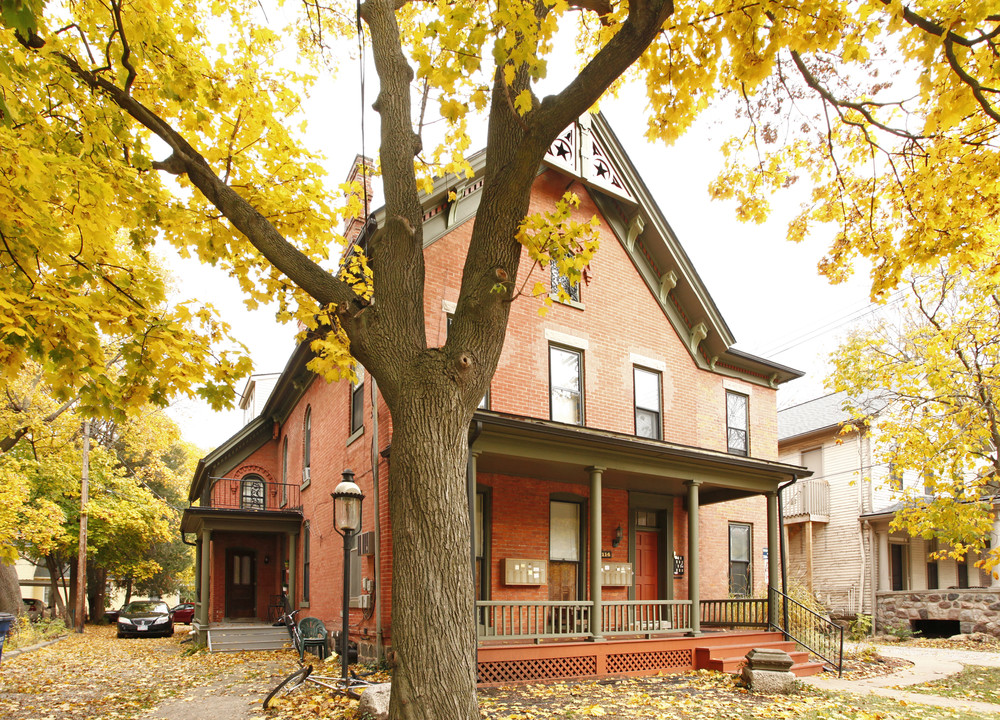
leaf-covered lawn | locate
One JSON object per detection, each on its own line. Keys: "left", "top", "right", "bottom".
{"left": 903, "top": 666, "right": 1000, "bottom": 706}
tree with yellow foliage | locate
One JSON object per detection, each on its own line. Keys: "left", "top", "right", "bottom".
{"left": 4, "top": 1, "right": 1000, "bottom": 717}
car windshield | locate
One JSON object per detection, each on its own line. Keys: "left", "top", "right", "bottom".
{"left": 123, "top": 601, "right": 168, "bottom": 614}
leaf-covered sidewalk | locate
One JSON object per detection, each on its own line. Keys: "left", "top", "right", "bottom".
{"left": 2, "top": 627, "right": 998, "bottom": 720}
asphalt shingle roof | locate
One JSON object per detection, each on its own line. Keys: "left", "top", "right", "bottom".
{"left": 777, "top": 391, "right": 853, "bottom": 441}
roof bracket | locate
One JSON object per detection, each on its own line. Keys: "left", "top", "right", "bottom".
{"left": 689, "top": 322, "right": 707, "bottom": 353}
{"left": 658, "top": 270, "right": 677, "bottom": 303}
{"left": 625, "top": 214, "right": 645, "bottom": 252}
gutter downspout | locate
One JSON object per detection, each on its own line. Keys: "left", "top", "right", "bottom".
{"left": 371, "top": 376, "right": 383, "bottom": 662}
{"left": 777, "top": 473, "right": 800, "bottom": 632}
{"left": 857, "top": 431, "right": 868, "bottom": 619}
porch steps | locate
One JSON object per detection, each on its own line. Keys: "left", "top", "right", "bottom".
{"left": 693, "top": 633, "right": 825, "bottom": 677}
{"left": 207, "top": 625, "right": 291, "bottom": 653}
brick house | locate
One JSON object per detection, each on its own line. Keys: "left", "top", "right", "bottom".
{"left": 778, "top": 392, "right": 1000, "bottom": 636}
{"left": 182, "top": 114, "right": 817, "bottom": 680}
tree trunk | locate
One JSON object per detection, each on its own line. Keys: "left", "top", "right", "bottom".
{"left": 87, "top": 566, "right": 107, "bottom": 623}
{"left": 0, "top": 561, "right": 21, "bottom": 617}
{"left": 45, "top": 554, "right": 70, "bottom": 623}
{"left": 386, "top": 389, "right": 479, "bottom": 720}
{"left": 124, "top": 576, "right": 133, "bottom": 606}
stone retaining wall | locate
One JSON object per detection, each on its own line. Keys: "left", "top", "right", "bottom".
{"left": 876, "top": 589, "right": 1000, "bottom": 636}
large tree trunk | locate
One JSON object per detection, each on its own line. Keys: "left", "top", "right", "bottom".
{"left": 45, "top": 554, "right": 70, "bottom": 623}
{"left": 387, "top": 386, "right": 479, "bottom": 720}
{"left": 87, "top": 565, "right": 107, "bottom": 623}
{"left": 0, "top": 561, "right": 21, "bottom": 617}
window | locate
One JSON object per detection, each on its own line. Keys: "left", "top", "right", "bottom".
{"left": 888, "top": 464, "right": 903, "bottom": 492}
{"left": 926, "top": 539, "right": 938, "bottom": 590}
{"left": 634, "top": 367, "right": 662, "bottom": 440}
{"left": 550, "top": 345, "right": 583, "bottom": 425}
{"left": 281, "top": 437, "right": 289, "bottom": 506}
{"left": 447, "top": 314, "right": 490, "bottom": 409}
{"left": 351, "top": 367, "right": 365, "bottom": 434}
{"left": 957, "top": 561, "right": 969, "bottom": 589}
{"left": 726, "top": 391, "right": 748, "bottom": 455}
{"left": 889, "top": 542, "right": 908, "bottom": 591}
{"left": 551, "top": 260, "right": 580, "bottom": 303}
{"left": 801, "top": 447, "right": 823, "bottom": 478}
{"left": 303, "top": 407, "right": 312, "bottom": 486}
{"left": 729, "top": 523, "right": 752, "bottom": 596}
{"left": 303, "top": 522, "right": 311, "bottom": 602}
{"left": 241, "top": 474, "right": 265, "bottom": 510}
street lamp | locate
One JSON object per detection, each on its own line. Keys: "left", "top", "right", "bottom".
{"left": 332, "top": 470, "right": 365, "bottom": 689}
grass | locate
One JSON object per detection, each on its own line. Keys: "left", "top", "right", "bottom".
{"left": 904, "top": 665, "right": 1000, "bottom": 705}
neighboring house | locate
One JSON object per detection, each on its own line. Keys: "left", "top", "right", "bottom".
{"left": 182, "top": 113, "right": 812, "bottom": 682}
{"left": 778, "top": 392, "right": 1000, "bottom": 636}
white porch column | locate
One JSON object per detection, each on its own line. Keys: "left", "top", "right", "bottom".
{"left": 587, "top": 466, "right": 605, "bottom": 641}
{"left": 198, "top": 529, "right": 211, "bottom": 625}
{"left": 686, "top": 480, "right": 702, "bottom": 636}
{"left": 877, "top": 528, "right": 890, "bottom": 591}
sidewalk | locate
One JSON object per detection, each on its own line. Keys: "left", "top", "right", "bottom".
{"left": 802, "top": 643, "right": 1000, "bottom": 713}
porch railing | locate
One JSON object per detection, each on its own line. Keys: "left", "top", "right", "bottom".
{"left": 207, "top": 477, "right": 303, "bottom": 512}
{"left": 476, "top": 601, "right": 590, "bottom": 641}
{"left": 700, "top": 598, "right": 768, "bottom": 628}
{"left": 782, "top": 479, "right": 830, "bottom": 519}
{"left": 769, "top": 587, "right": 844, "bottom": 676}
{"left": 603, "top": 600, "right": 692, "bottom": 635}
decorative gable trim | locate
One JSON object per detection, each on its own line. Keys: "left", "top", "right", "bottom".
{"left": 544, "top": 114, "right": 636, "bottom": 204}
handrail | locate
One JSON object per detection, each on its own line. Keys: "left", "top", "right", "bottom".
{"left": 768, "top": 587, "right": 843, "bottom": 676}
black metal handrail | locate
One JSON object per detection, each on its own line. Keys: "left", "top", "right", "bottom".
{"left": 206, "top": 477, "right": 303, "bottom": 512}
{"left": 768, "top": 586, "right": 843, "bottom": 676}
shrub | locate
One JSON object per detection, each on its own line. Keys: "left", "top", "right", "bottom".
{"left": 848, "top": 613, "right": 873, "bottom": 641}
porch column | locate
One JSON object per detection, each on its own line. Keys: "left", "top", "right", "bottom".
{"left": 198, "top": 529, "right": 211, "bottom": 625}
{"left": 287, "top": 530, "right": 297, "bottom": 607}
{"left": 686, "top": 480, "right": 702, "bottom": 636}
{"left": 766, "top": 491, "right": 779, "bottom": 626}
{"left": 877, "top": 528, "right": 890, "bottom": 591}
{"left": 587, "top": 466, "right": 606, "bottom": 642}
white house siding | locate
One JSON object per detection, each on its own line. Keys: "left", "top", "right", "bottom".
{"left": 779, "top": 429, "right": 874, "bottom": 617}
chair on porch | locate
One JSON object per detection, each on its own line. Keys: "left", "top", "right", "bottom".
{"left": 298, "top": 616, "right": 329, "bottom": 660}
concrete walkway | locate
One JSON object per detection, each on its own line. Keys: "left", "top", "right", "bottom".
{"left": 802, "top": 643, "right": 1000, "bottom": 714}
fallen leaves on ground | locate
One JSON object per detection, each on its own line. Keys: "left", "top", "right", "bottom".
{"left": 903, "top": 666, "right": 1000, "bottom": 705}
{"left": 840, "top": 646, "right": 913, "bottom": 680}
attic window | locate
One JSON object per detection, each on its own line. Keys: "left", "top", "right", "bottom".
{"left": 550, "top": 262, "right": 580, "bottom": 303}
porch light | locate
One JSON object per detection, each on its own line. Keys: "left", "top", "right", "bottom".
{"left": 612, "top": 525, "right": 623, "bottom": 548}
{"left": 332, "top": 471, "right": 364, "bottom": 534}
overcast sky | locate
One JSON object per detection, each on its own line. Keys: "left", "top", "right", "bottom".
{"left": 164, "top": 39, "right": 881, "bottom": 453}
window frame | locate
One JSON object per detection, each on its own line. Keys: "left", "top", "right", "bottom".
{"left": 351, "top": 367, "right": 365, "bottom": 435}
{"left": 303, "top": 522, "right": 311, "bottom": 602}
{"left": 550, "top": 259, "right": 581, "bottom": 304}
{"left": 633, "top": 366, "right": 662, "bottom": 440}
{"left": 302, "top": 406, "right": 312, "bottom": 488}
{"left": 240, "top": 474, "right": 265, "bottom": 511}
{"left": 728, "top": 522, "right": 752, "bottom": 597}
{"left": 549, "top": 344, "right": 584, "bottom": 426}
{"left": 281, "top": 437, "right": 289, "bottom": 507}
{"left": 725, "top": 391, "right": 749, "bottom": 456}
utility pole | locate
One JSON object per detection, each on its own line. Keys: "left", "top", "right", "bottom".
{"left": 75, "top": 418, "right": 90, "bottom": 633}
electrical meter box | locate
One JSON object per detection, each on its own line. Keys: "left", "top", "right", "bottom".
{"left": 600, "top": 562, "right": 633, "bottom": 586}
{"left": 502, "top": 558, "right": 546, "bottom": 585}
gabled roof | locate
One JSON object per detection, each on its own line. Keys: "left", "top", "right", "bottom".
{"left": 407, "top": 113, "right": 802, "bottom": 387}
{"left": 778, "top": 392, "right": 853, "bottom": 441}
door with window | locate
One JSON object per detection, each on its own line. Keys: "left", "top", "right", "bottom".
{"left": 728, "top": 523, "right": 752, "bottom": 596}
{"left": 226, "top": 549, "right": 256, "bottom": 619}
{"left": 549, "top": 501, "right": 581, "bottom": 601}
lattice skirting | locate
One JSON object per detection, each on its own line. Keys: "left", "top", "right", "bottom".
{"left": 478, "top": 655, "right": 598, "bottom": 684}
{"left": 606, "top": 649, "right": 692, "bottom": 674}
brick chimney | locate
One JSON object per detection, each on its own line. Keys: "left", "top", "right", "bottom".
{"left": 344, "top": 155, "right": 374, "bottom": 245}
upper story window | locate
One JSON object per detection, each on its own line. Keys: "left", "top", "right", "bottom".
{"left": 725, "top": 391, "right": 748, "bottom": 456}
{"left": 801, "top": 447, "right": 823, "bottom": 479}
{"left": 303, "top": 406, "right": 312, "bottom": 486}
{"left": 241, "top": 474, "right": 265, "bottom": 510}
{"left": 633, "top": 367, "right": 662, "bottom": 440}
{"left": 550, "top": 345, "right": 583, "bottom": 425}
{"left": 351, "top": 366, "right": 365, "bottom": 435}
{"left": 550, "top": 261, "right": 580, "bottom": 303}
{"left": 281, "top": 437, "right": 289, "bottom": 506}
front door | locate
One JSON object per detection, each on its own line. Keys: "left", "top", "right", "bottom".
{"left": 635, "top": 530, "right": 659, "bottom": 601}
{"left": 226, "top": 549, "right": 256, "bottom": 619}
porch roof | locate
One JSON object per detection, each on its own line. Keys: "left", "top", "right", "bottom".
{"left": 180, "top": 507, "right": 303, "bottom": 535}
{"left": 472, "top": 411, "right": 810, "bottom": 503}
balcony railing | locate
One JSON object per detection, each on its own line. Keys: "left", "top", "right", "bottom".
{"left": 782, "top": 479, "right": 830, "bottom": 520}
{"left": 475, "top": 599, "right": 694, "bottom": 642}
{"left": 206, "top": 477, "right": 302, "bottom": 512}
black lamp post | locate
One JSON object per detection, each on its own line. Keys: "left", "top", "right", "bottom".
{"left": 332, "top": 470, "right": 365, "bottom": 687}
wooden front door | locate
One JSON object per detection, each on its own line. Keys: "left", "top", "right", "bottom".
{"left": 548, "top": 561, "right": 578, "bottom": 601}
{"left": 635, "top": 530, "right": 659, "bottom": 601}
{"left": 226, "top": 549, "right": 256, "bottom": 619}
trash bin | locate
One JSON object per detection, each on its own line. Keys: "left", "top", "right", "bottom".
{"left": 0, "top": 612, "right": 15, "bottom": 664}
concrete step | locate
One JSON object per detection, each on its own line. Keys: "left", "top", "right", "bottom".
{"left": 207, "top": 626, "right": 290, "bottom": 652}
{"left": 694, "top": 638, "right": 827, "bottom": 677}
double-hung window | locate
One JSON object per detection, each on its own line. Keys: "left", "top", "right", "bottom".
{"left": 550, "top": 345, "right": 583, "bottom": 425}
{"left": 281, "top": 437, "right": 289, "bottom": 506}
{"left": 303, "top": 407, "right": 312, "bottom": 486}
{"left": 634, "top": 367, "right": 662, "bottom": 440}
{"left": 351, "top": 366, "right": 365, "bottom": 435}
{"left": 726, "top": 391, "right": 748, "bottom": 456}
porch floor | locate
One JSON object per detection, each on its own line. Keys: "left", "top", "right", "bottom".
{"left": 477, "top": 630, "right": 825, "bottom": 685}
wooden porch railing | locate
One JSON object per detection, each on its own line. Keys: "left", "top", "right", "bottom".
{"left": 476, "top": 601, "right": 591, "bottom": 641}
{"left": 602, "top": 600, "right": 692, "bottom": 635}
{"left": 782, "top": 479, "right": 830, "bottom": 519}
{"left": 700, "top": 598, "right": 769, "bottom": 628}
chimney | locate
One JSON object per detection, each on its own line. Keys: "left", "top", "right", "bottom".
{"left": 344, "top": 155, "right": 374, "bottom": 246}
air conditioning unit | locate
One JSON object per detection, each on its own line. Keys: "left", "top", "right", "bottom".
{"left": 358, "top": 531, "right": 375, "bottom": 556}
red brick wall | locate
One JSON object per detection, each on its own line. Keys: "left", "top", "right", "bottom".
{"left": 700, "top": 497, "right": 771, "bottom": 599}
{"left": 208, "top": 533, "right": 282, "bottom": 622}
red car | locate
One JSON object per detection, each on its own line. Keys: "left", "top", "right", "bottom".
{"left": 170, "top": 603, "right": 195, "bottom": 624}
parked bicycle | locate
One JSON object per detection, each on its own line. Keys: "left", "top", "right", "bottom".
{"left": 263, "top": 609, "right": 370, "bottom": 708}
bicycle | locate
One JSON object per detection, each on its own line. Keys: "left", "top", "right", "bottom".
{"left": 263, "top": 610, "right": 370, "bottom": 709}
